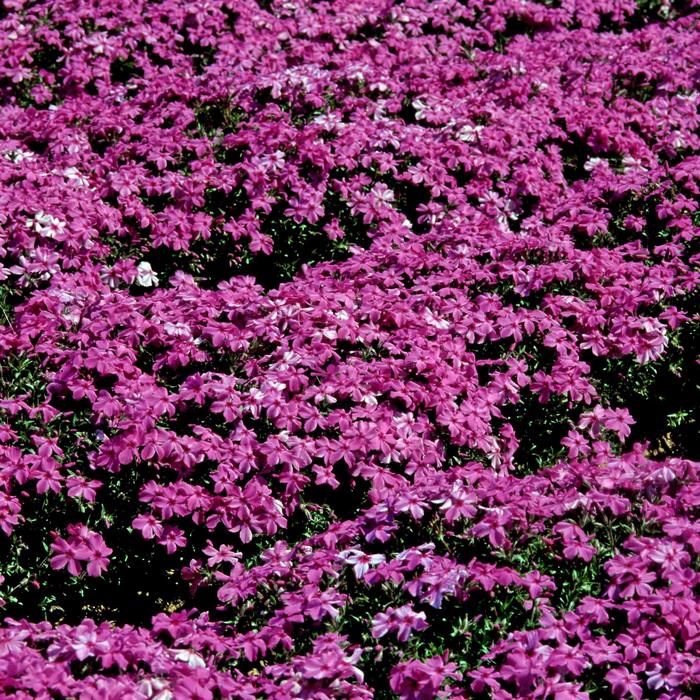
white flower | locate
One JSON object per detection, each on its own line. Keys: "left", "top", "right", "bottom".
{"left": 3, "top": 148, "right": 34, "bottom": 162}
{"left": 163, "top": 321, "right": 192, "bottom": 339}
{"left": 671, "top": 133, "right": 686, "bottom": 149}
{"left": 457, "top": 124, "right": 483, "bottom": 142}
{"left": 370, "top": 183, "right": 395, "bottom": 204}
{"left": 172, "top": 649, "right": 206, "bottom": 668}
{"left": 26, "top": 211, "right": 66, "bottom": 238}
{"left": 424, "top": 309, "right": 450, "bottom": 330}
{"left": 136, "top": 261, "right": 159, "bottom": 287}
{"left": 138, "top": 678, "right": 173, "bottom": 700}
{"left": 412, "top": 98, "right": 428, "bottom": 119}
{"left": 338, "top": 549, "right": 385, "bottom": 578}
{"left": 583, "top": 157, "right": 604, "bottom": 172}
{"left": 62, "top": 167, "right": 90, "bottom": 186}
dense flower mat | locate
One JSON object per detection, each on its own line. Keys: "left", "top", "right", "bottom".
{"left": 0, "top": 0, "right": 699, "bottom": 697}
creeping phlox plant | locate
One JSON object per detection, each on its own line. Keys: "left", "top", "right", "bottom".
{"left": 0, "top": 0, "right": 699, "bottom": 698}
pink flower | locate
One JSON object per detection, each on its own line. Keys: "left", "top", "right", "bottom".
{"left": 302, "top": 586, "right": 345, "bottom": 621}
{"left": 50, "top": 535, "right": 89, "bottom": 576}
{"left": 561, "top": 430, "right": 591, "bottom": 459}
{"left": 132, "top": 513, "right": 163, "bottom": 540}
{"left": 202, "top": 541, "right": 241, "bottom": 567}
{"left": 390, "top": 654, "right": 461, "bottom": 700}
{"left": 435, "top": 483, "right": 477, "bottom": 524}
{"left": 606, "top": 667, "right": 643, "bottom": 699}
{"left": 84, "top": 533, "right": 112, "bottom": 577}
{"left": 371, "top": 605, "right": 428, "bottom": 642}
{"left": 548, "top": 643, "right": 587, "bottom": 676}
{"left": 66, "top": 476, "right": 102, "bottom": 502}
{"left": 158, "top": 526, "right": 186, "bottom": 554}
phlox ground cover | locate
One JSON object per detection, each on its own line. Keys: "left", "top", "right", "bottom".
{"left": 0, "top": 0, "right": 699, "bottom": 698}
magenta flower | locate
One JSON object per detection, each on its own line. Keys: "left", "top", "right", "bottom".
{"left": 390, "top": 654, "right": 461, "bottom": 700}
{"left": 132, "top": 513, "right": 163, "bottom": 540}
{"left": 158, "top": 526, "right": 187, "bottom": 554}
{"left": 202, "top": 541, "right": 241, "bottom": 567}
{"left": 49, "top": 527, "right": 111, "bottom": 578}
{"left": 66, "top": 476, "right": 102, "bottom": 502}
{"left": 50, "top": 535, "right": 89, "bottom": 577}
{"left": 84, "top": 533, "right": 113, "bottom": 577}
{"left": 371, "top": 605, "right": 428, "bottom": 643}
{"left": 606, "top": 667, "right": 643, "bottom": 699}
{"left": 302, "top": 586, "right": 345, "bottom": 621}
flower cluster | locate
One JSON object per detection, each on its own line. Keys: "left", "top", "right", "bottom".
{"left": 0, "top": 0, "right": 699, "bottom": 698}
{"left": 49, "top": 525, "right": 112, "bottom": 578}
